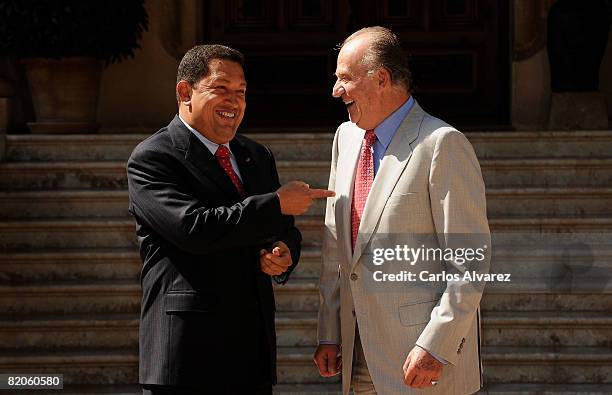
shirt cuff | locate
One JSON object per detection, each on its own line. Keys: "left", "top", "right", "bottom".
{"left": 417, "top": 345, "right": 448, "bottom": 365}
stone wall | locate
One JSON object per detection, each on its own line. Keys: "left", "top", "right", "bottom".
{"left": 97, "top": 0, "right": 199, "bottom": 132}
{"left": 2, "top": 0, "right": 611, "bottom": 132}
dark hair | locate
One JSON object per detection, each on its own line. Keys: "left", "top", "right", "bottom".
{"left": 176, "top": 44, "right": 245, "bottom": 100}
{"left": 341, "top": 26, "right": 412, "bottom": 92}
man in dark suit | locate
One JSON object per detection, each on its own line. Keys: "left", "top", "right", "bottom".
{"left": 127, "top": 45, "right": 334, "bottom": 395}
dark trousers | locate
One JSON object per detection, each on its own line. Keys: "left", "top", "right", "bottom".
{"left": 143, "top": 304, "right": 273, "bottom": 395}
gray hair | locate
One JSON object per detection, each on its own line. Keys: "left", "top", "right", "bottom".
{"left": 340, "top": 26, "right": 412, "bottom": 92}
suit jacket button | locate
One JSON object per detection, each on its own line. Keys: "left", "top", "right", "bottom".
{"left": 352, "top": 309, "right": 356, "bottom": 317}
{"left": 350, "top": 273, "right": 358, "bottom": 281}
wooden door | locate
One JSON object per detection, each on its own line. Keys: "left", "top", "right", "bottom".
{"left": 202, "top": 0, "right": 509, "bottom": 130}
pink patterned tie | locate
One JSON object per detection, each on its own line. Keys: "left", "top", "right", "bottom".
{"left": 215, "top": 145, "right": 246, "bottom": 198}
{"left": 351, "top": 130, "right": 377, "bottom": 250}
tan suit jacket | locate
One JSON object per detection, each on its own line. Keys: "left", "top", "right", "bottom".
{"left": 317, "top": 101, "right": 490, "bottom": 395}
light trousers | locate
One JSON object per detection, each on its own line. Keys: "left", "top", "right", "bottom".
{"left": 352, "top": 327, "right": 377, "bottom": 395}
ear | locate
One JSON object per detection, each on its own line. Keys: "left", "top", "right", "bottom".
{"left": 377, "top": 67, "right": 391, "bottom": 88}
{"left": 176, "top": 80, "right": 193, "bottom": 105}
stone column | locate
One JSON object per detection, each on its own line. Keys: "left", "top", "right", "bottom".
{"left": 511, "top": 0, "right": 555, "bottom": 130}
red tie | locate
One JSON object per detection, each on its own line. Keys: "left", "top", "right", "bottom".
{"left": 215, "top": 145, "right": 246, "bottom": 198}
{"left": 351, "top": 130, "right": 377, "bottom": 250}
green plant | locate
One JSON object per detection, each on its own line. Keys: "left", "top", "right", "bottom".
{"left": 0, "top": 0, "right": 149, "bottom": 64}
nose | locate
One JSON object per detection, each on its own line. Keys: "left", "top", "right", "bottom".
{"left": 228, "top": 92, "right": 241, "bottom": 106}
{"left": 332, "top": 79, "right": 345, "bottom": 98}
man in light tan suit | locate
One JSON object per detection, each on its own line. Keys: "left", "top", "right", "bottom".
{"left": 314, "top": 27, "right": 491, "bottom": 394}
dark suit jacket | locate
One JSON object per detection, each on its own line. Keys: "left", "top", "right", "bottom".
{"left": 127, "top": 116, "right": 301, "bottom": 391}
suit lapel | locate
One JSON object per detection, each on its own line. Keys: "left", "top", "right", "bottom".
{"left": 181, "top": 126, "right": 243, "bottom": 201}
{"left": 350, "top": 102, "right": 425, "bottom": 267}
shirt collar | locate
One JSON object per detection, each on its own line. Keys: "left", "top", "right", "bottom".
{"left": 178, "top": 114, "right": 232, "bottom": 156}
{"left": 374, "top": 96, "right": 414, "bottom": 150}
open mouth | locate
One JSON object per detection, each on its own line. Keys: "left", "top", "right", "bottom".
{"left": 216, "top": 110, "right": 236, "bottom": 119}
{"left": 344, "top": 100, "right": 355, "bottom": 109}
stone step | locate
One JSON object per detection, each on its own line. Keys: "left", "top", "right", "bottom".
{"left": 5, "top": 131, "right": 612, "bottom": 162}
{"left": 3, "top": 188, "right": 612, "bottom": 219}
{"left": 478, "top": 383, "right": 612, "bottom": 394}
{"left": 488, "top": 217, "right": 612, "bottom": 232}
{"left": 35, "top": 385, "right": 142, "bottom": 395}
{"left": 0, "top": 347, "right": 333, "bottom": 385}
{"left": 35, "top": 384, "right": 343, "bottom": 395}
{"left": 2, "top": 303, "right": 611, "bottom": 366}
{"left": 0, "top": 349, "right": 139, "bottom": 385}
{"left": 0, "top": 313, "right": 311, "bottom": 350}
{"left": 5, "top": 345, "right": 606, "bottom": 385}
{"left": 28, "top": 382, "right": 612, "bottom": 395}
{"left": 0, "top": 190, "right": 131, "bottom": 218}
{"left": 0, "top": 247, "right": 321, "bottom": 283}
{"left": 276, "top": 311, "right": 612, "bottom": 348}
{"left": 486, "top": 188, "right": 612, "bottom": 217}
{"left": 483, "top": 346, "right": 612, "bottom": 384}
{"left": 468, "top": 131, "right": 612, "bottom": 159}
{"left": 275, "top": 278, "right": 612, "bottom": 313}
{"left": 0, "top": 311, "right": 321, "bottom": 351}
{"left": 273, "top": 383, "right": 342, "bottom": 395}
{"left": 480, "top": 158, "right": 612, "bottom": 188}
{"left": 1, "top": 216, "right": 611, "bottom": 251}
{"left": 0, "top": 279, "right": 312, "bottom": 315}
{"left": 481, "top": 311, "right": 612, "bottom": 347}
{"left": 2, "top": 240, "right": 611, "bottom": 285}
{"left": 0, "top": 248, "right": 141, "bottom": 282}
{"left": 34, "top": 383, "right": 343, "bottom": 395}
{"left": 1, "top": 308, "right": 610, "bottom": 351}
{"left": 2, "top": 158, "right": 612, "bottom": 191}
{"left": 5, "top": 134, "right": 148, "bottom": 162}
{"left": 0, "top": 281, "right": 141, "bottom": 315}
{"left": 0, "top": 314, "right": 140, "bottom": 350}
{"left": 3, "top": 277, "right": 611, "bottom": 316}
{"left": 277, "top": 347, "right": 338, "bottom": 384}
{"left": 0, "top": 217, "right": 322, "bottom": 250}
{"left": 480, "top": 293, "right": 612, "bottom": 313}
{"left": 0, "top": 218, "right": 138, "bottom": 250}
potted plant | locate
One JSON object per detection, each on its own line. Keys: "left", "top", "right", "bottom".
{"left": 0, "top": 0, "right": 148, "bottom": 133}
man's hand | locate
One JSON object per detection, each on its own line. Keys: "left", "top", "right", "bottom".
{"left": 276, "top": 181, "right": 335, "bottom": 215}
{"left": 260, "top": 241, "right": 292, "bottom": 276}
{"left": 313, "top": 344, "right": 342, "bottom": 377}
{"left": 402, "top": 346, "right": 443, "bottom": 389}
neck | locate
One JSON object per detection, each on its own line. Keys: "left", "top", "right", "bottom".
{"left": 178, "top": 107, "right": 193, "bottom": 128}
{"left": 377, "top": 90, "right": 410, "bottom": 124}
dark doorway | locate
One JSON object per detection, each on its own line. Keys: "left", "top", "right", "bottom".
{"left": 202, "top": 0, "right": 510, "bottom": 130}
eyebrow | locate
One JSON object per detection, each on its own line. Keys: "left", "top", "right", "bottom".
{"left": 214, "top": 77, "right": 247, "bottom": 87}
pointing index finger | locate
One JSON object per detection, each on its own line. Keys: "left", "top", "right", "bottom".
{"left": 309, "top": 188, "right": 336, "bottom": 199}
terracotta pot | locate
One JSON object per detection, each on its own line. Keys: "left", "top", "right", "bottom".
{"left": 22, "top": 57, "right": 103, "bottom": 133}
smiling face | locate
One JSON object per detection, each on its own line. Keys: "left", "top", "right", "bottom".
{"left": 179, "top": 59, "right": 246, "bottom": 144}
{"left": 332, "top": 36, "right": 387, "bottom": 130}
